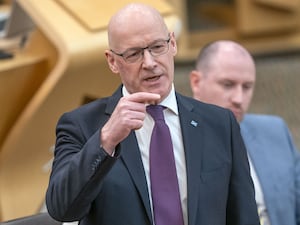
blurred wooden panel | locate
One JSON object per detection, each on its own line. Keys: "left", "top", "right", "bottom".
{"left": 55, "top": 0, "right": 174, "bottom": 31}
{"left": 0, "top": 29, "right": 58, "bottom": 222}
{"left": 254, "top": 0, "right": 299, "bottom": 11}
{"left": 237, "top": 0, "right": 300, "bottom": 35}
{"left": 169, "top": 0, "right": 300, "bottom": 61}
{"left": 0, "top": 52, "right": 47, "bottom": 148}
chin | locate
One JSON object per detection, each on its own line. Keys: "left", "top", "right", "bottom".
{"left": 237, "top": 115, "right": 244, "bottom": 123}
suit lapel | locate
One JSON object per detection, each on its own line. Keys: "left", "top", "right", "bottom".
{"left": 120, "top": 132, "right": 153, "bottom": 222}
{"left": 241, "top": 120, "right": 269, "bottom": 179}
{"left": 105, "top": 86, "right": 153, "bottom": 223}
{"left": 176, "top": 95, "right": 203, "bottom": 225}
{"left": 240, "top": 118, "right": 276, "bottom": 212}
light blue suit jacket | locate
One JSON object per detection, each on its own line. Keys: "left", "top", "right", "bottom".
{"left": 240, "top": 114, "right": 300, "bottom": 225}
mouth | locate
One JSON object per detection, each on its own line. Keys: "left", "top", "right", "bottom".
{"left": 144, "top": 74, "right": 161, "bottom": 82}
{"left": 230, "top": 109, "right": 243, "bottom": 120}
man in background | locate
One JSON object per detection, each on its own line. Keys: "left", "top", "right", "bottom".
{"left": 189, "top": 40, "right": 300, "bottom": 225}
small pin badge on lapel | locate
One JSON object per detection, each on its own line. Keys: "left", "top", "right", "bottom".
{"left": 190, "top": 120, "right": 198, "bottom": 127}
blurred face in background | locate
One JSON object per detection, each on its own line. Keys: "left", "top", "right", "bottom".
{"left": 190, "top": 41, "right": 256, "bottom": 122}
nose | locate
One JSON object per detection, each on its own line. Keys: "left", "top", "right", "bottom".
{"left": 231, "top": 86, "right": 243, "bottom": 105}
{"left": 142, "top": 49, "right": 156, "bottom": 68}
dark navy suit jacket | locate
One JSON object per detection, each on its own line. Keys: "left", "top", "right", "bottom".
{"left": 46, "top": 86, "right": 260, "bottom": 225}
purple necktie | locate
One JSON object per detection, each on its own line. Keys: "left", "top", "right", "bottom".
{"left": 147, "top": 105, "right": 184, "bottom": 225}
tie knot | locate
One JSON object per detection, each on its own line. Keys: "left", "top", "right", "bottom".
{"left": 146, "top": 105, "right": 165, "bottom": 122}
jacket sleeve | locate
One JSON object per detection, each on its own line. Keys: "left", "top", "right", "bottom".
{"left": 46, "top": 111, "right": 119, "bottom": 222}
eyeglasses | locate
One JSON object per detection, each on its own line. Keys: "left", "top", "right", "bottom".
{"left": 110, "top": 34, "right": 171, "bottom": 64}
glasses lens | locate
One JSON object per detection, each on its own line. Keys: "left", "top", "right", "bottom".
{"left": 123, "top": 48, "right": 143, "bottom": 63}
{"left": 120, "top": 36, "right": 170, "bottom": 63}
{"left": 149, "top": 40, "right": 169, "bottom": 56}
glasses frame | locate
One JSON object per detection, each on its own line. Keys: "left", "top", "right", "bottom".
{"left": 110, "top": 33, "right": 171, "bottom": 63}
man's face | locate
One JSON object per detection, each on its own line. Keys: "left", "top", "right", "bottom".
{"left": 106, "top": 29, "right": 177, "bottom": 102}
{"left": 190, "top": 51, "right": 256, "bottom": 122}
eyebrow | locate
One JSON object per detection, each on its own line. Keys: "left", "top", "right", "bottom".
{"left": 125, "top": 35, "right": 170, "bottom": 51}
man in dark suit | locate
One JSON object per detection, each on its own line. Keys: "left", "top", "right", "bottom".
{"left": 46, "top": 3, "right": 260, "bottom": 225}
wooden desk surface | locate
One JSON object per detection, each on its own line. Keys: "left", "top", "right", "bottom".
{"left": 0, "top": 50, "right": 43, "bottom": 70}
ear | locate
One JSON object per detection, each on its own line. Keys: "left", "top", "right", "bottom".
{"left": 189, "top": 70, "right": 202, "bottom": 94}
{"left": 169, "top": 32, "right": 177, "bottom": 56}
{"left": 105, "top": 50, "right": 119, "bottom": 74}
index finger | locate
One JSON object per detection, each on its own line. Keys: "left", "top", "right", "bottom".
{"left": 128, "top": 92, "right": 161, "bottom": 104}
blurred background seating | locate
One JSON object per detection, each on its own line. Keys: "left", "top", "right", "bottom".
{"left": 0, "top": 212, "right": 61, "bottom": 225}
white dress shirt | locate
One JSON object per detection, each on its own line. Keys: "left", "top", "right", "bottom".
{"left": 248, "top": 156, "right": 271, "bottom": 225}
